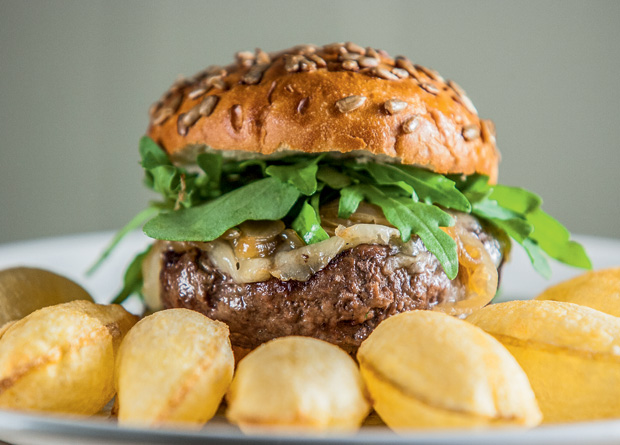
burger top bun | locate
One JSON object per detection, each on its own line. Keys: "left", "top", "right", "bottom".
{"left": 147, "top": 42, "right": 500, "bottom": 182}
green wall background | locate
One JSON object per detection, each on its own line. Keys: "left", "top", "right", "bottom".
{"left": 1, "top": 0, "right": 619, "bottom": 243}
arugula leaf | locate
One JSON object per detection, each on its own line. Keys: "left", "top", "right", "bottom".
{"left": 235, "top": 158, "right": 268, "bottom": 173}
{"left": 526, "top": 208, "right": 592, "bottom": 269}
{"left": 292, "top": 200, "right": 330, "bottom": 244}
{"left": 338, "top": 186, "right": 364, "bottom": 218}
{"left": 353, "top": 184, "right": 458, "bottom": 279}
{"left": 472, "top": 198, "right": 522, "bottom": 221}
{"left": 310, "top": 192, "right": 322, "bottom": 213}
{"left": 522, "top": 238, "right": 552, "bottom": 279}
{"left": 451, "top": 173, "right": 487, "bottom": 192}
{"left": 461, "top": 175, "right": 591, "bottom": 275}
{"left": 474, "top": 200, "right": 556, "bottom": 279}
{"left": 143, "top": 177, "right": 301, "bottom": 241}
{"left": 149, "top": 165, "right": 181, "bottom": 200}
{"left": 87, "top": 206, "right": 159, "bottom": 275}
{"left": 265, "top": 155, "right": 323, "bottom": 196}
{"left": 471, "top": 199, "right": 533, "bottom": 242}
{"left": 139, "top": 138, "right": 199, "bottom": 207}
{"left": 349, "top": 162, "right": 471, "bottom": 212}
{"left": 111, "top": 245, "right": 151, "bottom": 304}
{"left": 317, "top": 165, "right": 351, "bottom": 189}
{"left": 487, "top": 217, "right": 532, "bottom": 244}
{"left": 398, "top": 165, "right": 472, "bottom": 212}
{"left": 348, "top": 162, "right": 416, "bottom": 198}
{"left": 488, "top": 184, "right": 541, "bottom": 214}
{"left": 196, "top": 152, "right": 223, "bottom": 191}
{"left": 139, "top": 135, "right": 171, "bottom": 167}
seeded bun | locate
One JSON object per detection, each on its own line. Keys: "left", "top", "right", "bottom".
{"left": 147, "top": 42, "right": 500, "bottom": 182}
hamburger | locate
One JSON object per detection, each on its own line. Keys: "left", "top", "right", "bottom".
{"left": 104, "top": 42, "right": 590, "bottom": 355}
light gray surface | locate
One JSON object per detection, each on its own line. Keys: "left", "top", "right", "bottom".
{"left": 1, "top": 0, "right": 619, "bottom": 244}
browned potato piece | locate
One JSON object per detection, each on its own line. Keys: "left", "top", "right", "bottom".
{"left": 0, "top": 300, "right": 137, "bottom": 414}
{"left": 0, "top": 267, "right": 94, "bottom": 325}
{"left": 116, "top": 309, "right": 234, "bottom": 427}
{"left": 536, "top": 267, "right": 620, "bottom": 317}
{"left": 467, "top": 300, "right": 620, "bottom": 423}
{"left": 0, "top": 321, "right": 15, "bottom": 340}
{"left": 226, "top": 336, "right": 371, "bottom": 432}
{"left": 358, "top": 310, "right": 541, "bottom": 429}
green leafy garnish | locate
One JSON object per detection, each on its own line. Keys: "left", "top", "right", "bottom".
{"left": 460, "top": 175, "right": 591, "bottom": 276}
{"left": 521, "top": 238, "right": 552, "bottom": 279}
{"left": 338, "top": 186, "right": 364, "bottom": 218}
{"left": 112, "top": 245, "right": 151, "bottom": 304}
{"left": 96, "top": 136, "right": 591, "bottom": 303}
{"left": 265, "top": 155, "right": 323, "bottom": 196}
{"left": 143, "top": 177, "right": 301, "bottom": 242}
{"left": 526, "top": 209, "right": 591, "bottom": 269}
{"left": 348, "top": 184, "right": 458, "bottom": 279}
{"left": 292, "top": 199, "right": 330, "bottom": 244}
{"left": 488, "top": 184, "right": 541, "bottom": 214}
{"left": 86, "top": 206, "right": 159, "bottom": 275}
{"left": 140, "top": 135, "right": 171, "bottom": 168}
{"left": 350, "top": 162, "right": 471, "bottom": 212}
{"left": 317, "top": 165, "right": 351, "bottom": 189}
{"left": 196, "top": 152, "right": 223, "bottom": 193}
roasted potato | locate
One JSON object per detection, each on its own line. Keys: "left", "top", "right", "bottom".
{"left": 0, "top": 321, "right": 15, "bottom": 340}
{"left": 0, "top": 300, "right": 137, "bottom": 414}
{"left": 115, "top": 309, "right": 234, "bottom": 427}
{"left": 0, "top": 267, "right": 93, "bottom": 325}
{"left": 536, "top": 267, "right": 620, "bottom": 317}
{"left": 357, "top": 310, "right": 541, "bottom": 429}
{"left": 467, "top": 300, "right": 620, "bottom": 423}
{"left": 226, "top": 336, "right": 371, "bottom": 432}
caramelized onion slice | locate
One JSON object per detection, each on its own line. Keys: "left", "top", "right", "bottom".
{"left": 321, "top": 200, "right": 392, "bottom": 236}
{"left": 272, "top": 236, "right": 346, "bottom": 282}
{"left": 335, "top": 224, "right": 400, "bottom": 247}
{"left": 238, "top": 220, "right": 285, "bottom": 239}
{"left": 273, "top": 224, "right": 401, "bottom": 282}
{"left": 234, "top": 239, "right": 278, "bottom": 259}
{"left": 434, "top": 223, "right": 498, "bottom": 317}
{"left": 234, "top": 220, "right": 285, "bottom": 259}
{"left": 277, "top": 229, "right": 305, "bottom": 252}
{"left": 205, "top": 240, "right": 272, "bottom": 284}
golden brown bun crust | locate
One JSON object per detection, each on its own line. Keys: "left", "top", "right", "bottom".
{"left": 147, "top": 43, "right": 499, "bottom": 181}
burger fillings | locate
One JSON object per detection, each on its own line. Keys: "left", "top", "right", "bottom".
{"left": 96, "top": 42, "right": 591, "bottom": 354}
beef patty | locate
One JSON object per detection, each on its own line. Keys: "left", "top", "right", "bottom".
{"left": 159, "top": 222, "right": 503, "bottom": 353}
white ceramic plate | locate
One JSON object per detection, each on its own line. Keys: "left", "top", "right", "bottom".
{"left": 0, "top": 232, "right": 619, "bottom": 445}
